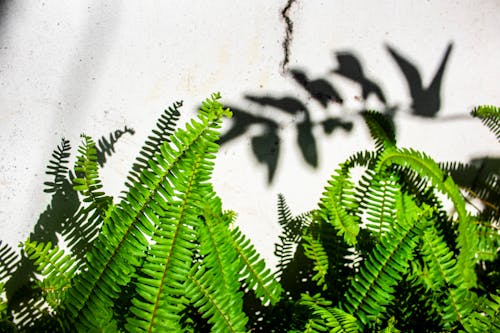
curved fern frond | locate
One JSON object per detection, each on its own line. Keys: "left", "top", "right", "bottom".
{"left": 343, "top": 194, "right": 425, "bottom": 326}
{"left": 301, "top": 293, "right": 359, "bottom": 333}
{"left": 184, "top": 264, "right": 248, "bottom": 333}
{"left": 64, "top": 93, "right": 231, "bottom": 330}
{"left": 43, "top": 138, "right": 71, "bottom": 194}
{"left": 302, "top": 234, "right": 329, "bottom": 291}
{"left": 362, "top": 111, "right": 396, "bottom": 151}
{"left": 376, "top": 147, "right": 477, "bottom": 287}
{"left": 318, "top": 164, "right": 360, "bottom": 246}
{"left": 471, "top": 105, "right": 500, "bottom": 141}
{"left": 23, "top": 239, "right": 79, "bottom": 309}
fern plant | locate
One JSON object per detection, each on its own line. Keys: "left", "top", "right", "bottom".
{"left": 1, "top": 98, "right": 498, "bottom": 332}
{"left": 270, "top": 106, "right": 500, "bottom": 332}
{"left": 1, "top": 93, "right": 282, "bottom": 332}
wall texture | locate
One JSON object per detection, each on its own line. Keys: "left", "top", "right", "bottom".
{"left": 0, "top": 1, "right": 499, "bottom": 268}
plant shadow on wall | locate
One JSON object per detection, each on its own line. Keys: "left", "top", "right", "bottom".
{"left": 220, "top": 42, "right": 456, "bottom": 184}
{"left": 0, "top": 124, "right": 134, "bottom": 329}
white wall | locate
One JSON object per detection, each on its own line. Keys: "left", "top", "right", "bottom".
{"left": 0, "top": 1, "right": 499, "bottom": 269}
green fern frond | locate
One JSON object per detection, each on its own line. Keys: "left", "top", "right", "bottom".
{"left": 301, "top": 293, "right": 359, "bottom": 333}
{"left": 376, "top": 148, "right": 467, "bottom": 221}
{"left": 463, "top": 293, "right": 500, "bottom": 333}
{"left": 420, "top": 224, "right": 476, "bottom": 328}
{"left": 63, "top": 93, "right": 230, "bottom": 330}
{"left": 376, "top": 147, "right": 477, "bottom": 287}
{"left": 302, "top": 234, "right": 329, "bottom": 291}
{"left": 228, "top": 227, "right": 282, "bottom": 305}
{"left": 43, "top": 138, "right": 71, "bottom": 194}
{"left": 66, "top": 135, "right": 113, "bottom": 259}
{"left": 197, "top": 194, "right": 241, "bottom": 291}
{"left": 318, "top": 164, "right": 360, "bottom": 246}
{"left": 23, "top": 239, "right": 79, "bottom": 309}
{"left": 357, "top": 172, "right": 400, "bottom": 240}
{"left": 362, "top": 111, "right": 396, "bottom": 151}
{"left": 121, "top": 110, "right": 225, "bottom": 332}
{"left": 194, "top": 192, "right": 248, "bottom": 326}
{"left": 343, "top": 194, "right": 424, "bottom": 326}
{"left": 127, "top": 101, "right": 183, "bottom": 189}
{"left": 184, "top": 264, "right": 248, "bottom": 333}
{"left": 73, "top": 134, "right": 113, "bottom": 219}
{"left": 471, "top": 105, "right": 500, "bottom": 141}
{"left": 474, "top": 172, "right": 500, "bottom": 220}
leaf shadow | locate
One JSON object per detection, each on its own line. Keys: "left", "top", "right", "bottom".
{"left": 221, "top": 41, "right": 455, "bottom": 185}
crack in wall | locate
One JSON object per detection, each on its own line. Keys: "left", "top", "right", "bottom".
{"left": 280, "top": 0, "right": 297, "bottom": 74}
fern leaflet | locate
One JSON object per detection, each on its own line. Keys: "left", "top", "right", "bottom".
{"left": 184, "top": 264, "right": 248, "bottom": 333}
{"left": 318, "top": 164, "right": 360, "bottom": 246}
{"left": 302, "top": 234, "right": 329, "bottom": 291}
{"left": 471, "top": 105, "right": 500, "bottom": 142}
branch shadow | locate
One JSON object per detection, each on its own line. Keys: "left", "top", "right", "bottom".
{"left": 386, "top": 42, "right": 453, "bottom": 118}
{"left": 220, "top": 41, "right": 455, "bottom": 185}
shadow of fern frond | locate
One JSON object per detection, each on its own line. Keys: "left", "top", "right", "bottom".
{"left": 0, "top": 242, "right": 19, "bottom": 284}
{"left": 96, "top": 125, "right": 135, "bottom": 167}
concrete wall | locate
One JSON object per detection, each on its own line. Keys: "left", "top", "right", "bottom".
{"left": 0, "top": 1, "right": 499, "bottom": 268}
